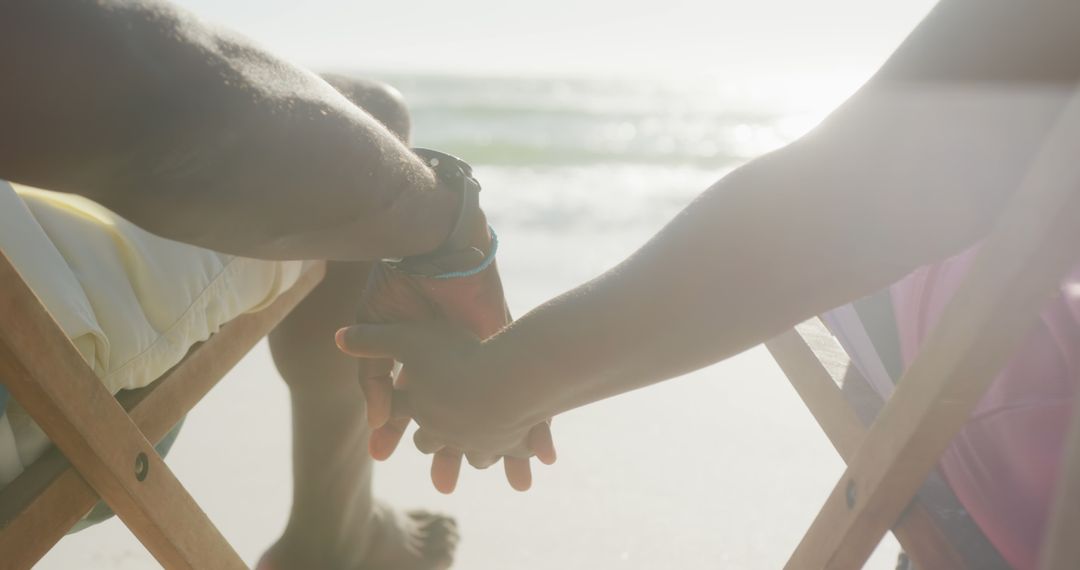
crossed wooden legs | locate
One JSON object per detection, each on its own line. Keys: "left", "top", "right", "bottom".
{"left": 0, "top": 258, "right": 325, "bottom": 569}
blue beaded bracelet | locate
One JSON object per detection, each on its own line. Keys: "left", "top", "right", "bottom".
{"left": 427, "top": 226, "right": 499, "bottom": 280}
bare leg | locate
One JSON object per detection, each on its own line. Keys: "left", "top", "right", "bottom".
{"left": 265, "top": 80, "right": 456, "bottom": 570}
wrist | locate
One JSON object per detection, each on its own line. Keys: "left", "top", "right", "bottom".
{"left": 413, "top": 148, "right": 481, "bottom": 257}
{"left": 387, "top": 148, "right": 488, "bottom": 273}
{"left": 373, "top": 171, "right": 458, "bottom": 259}
{"left": 477, "top": 336, "right": 555, "bottom": 430}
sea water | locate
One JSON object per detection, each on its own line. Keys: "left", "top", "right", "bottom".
{"left": 396, "top": 73, "right": 834, "bottom": 302}
{"left": 39, "top": 73, "right": 902, "bottom": 569}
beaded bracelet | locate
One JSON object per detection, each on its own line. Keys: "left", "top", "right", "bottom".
{"left": 426, "top": 226, "right": 499, "bottom": 280}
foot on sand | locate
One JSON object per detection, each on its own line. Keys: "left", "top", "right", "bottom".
{"left": 259, "top": 503, "right": 458, "bottom": 570}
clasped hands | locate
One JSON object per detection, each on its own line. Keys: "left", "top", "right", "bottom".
{"left": 336, "top": 322, "right": 555, "bottom": 493}
{"left": 334, "top": 219, "right": 555, "bottom": 493}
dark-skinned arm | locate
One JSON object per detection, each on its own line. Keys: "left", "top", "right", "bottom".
{"left": 0, "top": 0, "right": 456, "bottom": 261}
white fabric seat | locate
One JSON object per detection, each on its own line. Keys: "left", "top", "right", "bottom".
{"left": 0, "top": 180, "right": 305, "bottom": 487}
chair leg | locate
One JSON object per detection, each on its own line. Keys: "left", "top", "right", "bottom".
{"left": 0, "top": 261, "right": 325, "bottom": 568}
{"left": 0, "top": 252, "right": 245, "bottom": 570}
{"left": 766, "top": 320, "right": 974, "bottom": 569}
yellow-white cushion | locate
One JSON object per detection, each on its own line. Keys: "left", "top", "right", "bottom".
{"left": 0, "top": 180, "right": 305, "bottom": 486}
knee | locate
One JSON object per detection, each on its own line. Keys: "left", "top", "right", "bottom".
{"left": 269, "top": 262, "right": 371, "bottom": 387}
{"left": 321, "top": 74, "right": 412, "bottom": 142}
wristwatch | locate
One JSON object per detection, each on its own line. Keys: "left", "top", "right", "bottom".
{"left": 387, "top": 148, "right": 492, "bottom": 277}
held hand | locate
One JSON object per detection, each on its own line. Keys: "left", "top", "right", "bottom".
{"left": 337, "top": 322, "right": 557, "bottom": 489}
{"left": 348, "top": 219, "right": 555, "bottom": 492}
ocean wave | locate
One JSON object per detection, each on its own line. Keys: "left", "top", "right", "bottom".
{"left": 478, "top": 164, "right": 726, "bottom": 232}
{"left": 353, "top": 72, "right": 823, "bottom": 166}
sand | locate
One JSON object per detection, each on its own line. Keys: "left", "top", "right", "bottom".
{"left": 36, "top": 339, "right": 901, "bottom": 569}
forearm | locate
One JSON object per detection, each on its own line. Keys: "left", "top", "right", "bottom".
{"left": 487, "top": 140, "right": 1009, "bottom": 424}
{"left": 483, "top": 147, "right": 948, "bottom": 423}
{"left": 0, "top": 0, "right": 454, "bottom": 260}
{"left": 484, "top": 0, "right": 1080, "bottom": 424}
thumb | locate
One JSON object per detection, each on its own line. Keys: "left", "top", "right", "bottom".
{"left": 358, "top": 358, "right": 394, "bottom": 428}
{"left": 336, "top": 323, "right": 421, "bottom": 360}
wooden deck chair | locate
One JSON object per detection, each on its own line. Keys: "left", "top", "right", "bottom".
{"left": 0, "top": 253, "right": 326, "bottom": 569}
{"left": 766, "top": 89, "right": 1080, "bottom": 570}
{"left": 766, "top": 313, "right": 1009, "bottom": 569}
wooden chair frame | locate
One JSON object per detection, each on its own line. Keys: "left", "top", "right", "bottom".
{"left": 766, "top": 317, "right": 1008, "bottom": 569}
{"left": 0, "top": 256, "right": 326, "bottom": 569}
{"left": 767, "top": 90, "right": 1080, "bottom": 569}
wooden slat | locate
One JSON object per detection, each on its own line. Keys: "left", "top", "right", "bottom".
{"left": 786, "top": 92, "right": 1080, "bottom": 569}
{"left": 0, "top": 254, "right": 243, "bottom": 569}
{"left": 767, "top": 320, "right": 867, "bottom": 456}
{"left": 0, "top": 260, "right": 324, "bottom": 568}
{"left": 1038, "top": 376, "right": 1080, "bottom": 570}
{"left": 0, "top": 450, "right": 91, "bottom": 567}
{"left": 767, "top": 319, "right": 969, "bottom": 570}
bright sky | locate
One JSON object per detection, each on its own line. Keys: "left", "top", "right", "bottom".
{"left": 172, "top": 0, "right": 939, "bottom": 80}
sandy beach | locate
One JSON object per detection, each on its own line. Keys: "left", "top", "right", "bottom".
{"left": 38, "top": 293, "right": 902, "bottom": 569}
{"left": 39, "top": 341, "right": 901, "bottom": 569}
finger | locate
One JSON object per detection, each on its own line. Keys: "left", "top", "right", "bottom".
{"left": 413, "top": 428, "right": 445, "bottom": 455}
{"left": 359, "top": 375, "right": 392, "bottom": 429}
{"left": 369, "top": 416, "right": 411, "bottom": 461}
{"left": 386, "top": 369, "right": 412, "bottom": 421}
{"left": 503, "top": 456, "right": 532, "bottom": 491}
{"left": 527, "top": 421, "right": 557, "bottom": 465}
{"left": 365, "top": 357, "right": 395, "bottom": 380}
{"left": 336, "top": 324, "right": 419, "bottom": 359}
{"left": 358, "top": 359, "right": 395, "bottom": 428}
{"left": 388, "top": 388, "right": 413, "bottom": 419}
{"left": 394, "top": 364, "right": 411, "bottom": 389}
{"left": 465, "top": 452, "right": 499, "bottom": 470}
{"left": 431, "top": 448, "right": 464, "bottom": 494}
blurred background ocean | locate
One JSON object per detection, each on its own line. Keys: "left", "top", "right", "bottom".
{"left": 398, "top": 72, "right": 820, "bottom": 225}
{"left": 40, "top": 1, "right": 942, "bottom": 568}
